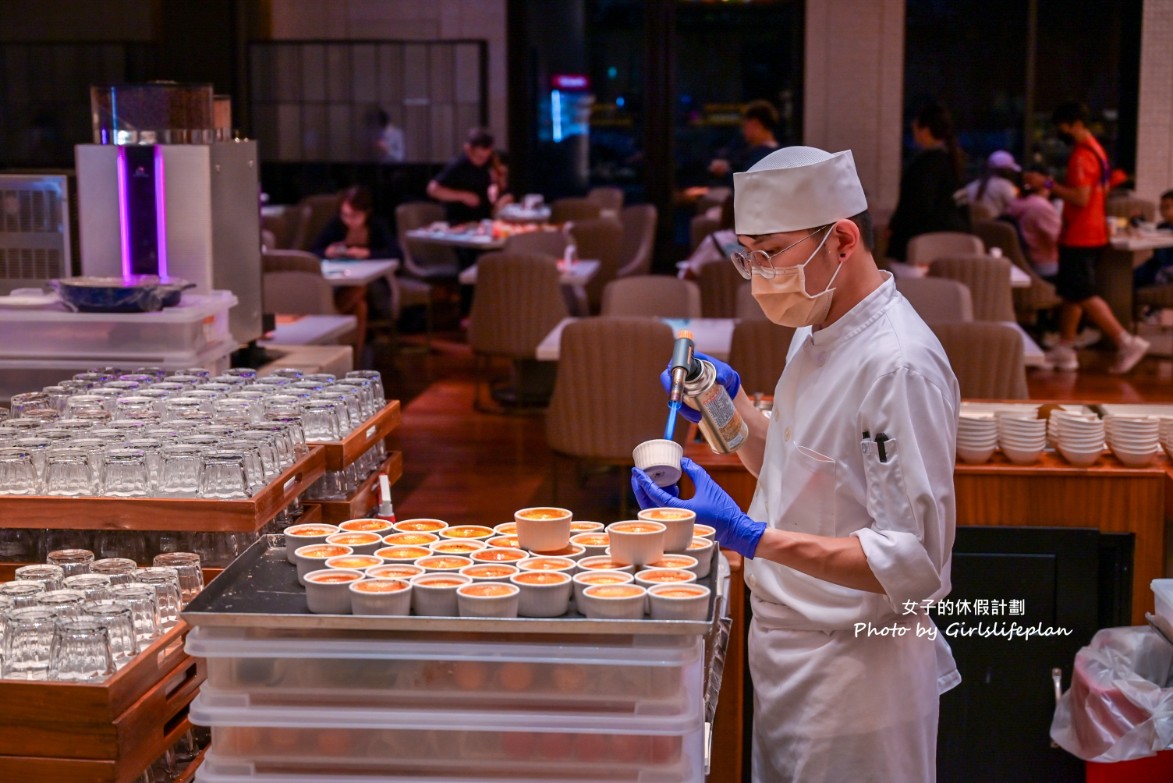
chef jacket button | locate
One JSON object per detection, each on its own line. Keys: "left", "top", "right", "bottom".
{"left": 784, "top": 427, "right": 792, "bottom": 441}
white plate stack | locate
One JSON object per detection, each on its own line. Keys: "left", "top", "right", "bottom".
{"left": 957, "top": 414, "right": 998, "bottom": 464}
{"left": 1104, "top": 415, "right": 1160, "bottom": 467}
{"left": 1051, "top": 411, "right": 1105, "bottom": 467}
{"left": 995, "top": 413, "right": 1046, "bottom": 465}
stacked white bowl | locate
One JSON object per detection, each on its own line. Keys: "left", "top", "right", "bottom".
{"left": 956, "top": 414, "right": 998, "bottom": 464}
{"left": 1104, "top": 415, "right": 1160, "bottom": 467}
{"left": 1051, "top": 411, "right": 1106, "bottom": 467}
{"left": 995, "top": 413, "right": 1046, "bottom": 465}
{"left": 1159, "top": 417, "right": 1173, "bottom": 460}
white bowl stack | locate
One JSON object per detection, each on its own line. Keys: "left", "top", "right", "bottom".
{"left": 956, "top": 414, "right": 998, "bottom": 464}
{"left": 1052, "top": 411, "right": 1106, "bottom": 467}
{"left": 1158, "top": 417, "right": 1173, "bottom": 460}
{"left": 1104, "top": 415, "right": 1160, "bottom": 467}
{"left": 995, "top": 413, "right": 1046, "bottom": 465}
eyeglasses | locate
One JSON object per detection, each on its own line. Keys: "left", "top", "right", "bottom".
{"left": 729, "top": 225, "right": 831, "bottom": 280}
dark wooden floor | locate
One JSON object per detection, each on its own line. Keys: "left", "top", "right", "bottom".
{"left": 371, "top": 323, "right": 1173, "bottom": 525}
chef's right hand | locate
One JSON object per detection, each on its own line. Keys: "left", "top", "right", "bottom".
{"left": 658, "top": 351, "right": 741, "bottom": 424}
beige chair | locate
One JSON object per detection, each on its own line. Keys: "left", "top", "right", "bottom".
{"left": 1105, "top": 196, "right": 1156, "bottom": 222}
{"left": 728, "top": 320, "right": 796, "bottom": 397}
{"left": 586, "top": 186, "right": 624, "bottom": 214}
{"left": 616, "top": 204, "right": 657, "bottom": 277}
{"left": 292, "top": 192, "right": 344, "bottom": 252}
{"left": 698, "top": 260, "right": 745, "bottom": 317}
{"left": 906, "top": 232, "right": 985, "bottom": 265}
{"left": 689, "top": 213, "right": 721, "bottom": 253}
{"left": 260, "top": 229, "right": 277, "bottom": 252}
{"left": 503, "top": 230, "right": 568, "bottom": 258}
{"left": 971, "top": 219, "right": 1061, "bottom": 324}
{"left": 895, "top": 277, "right": 974, "bottom": 324}
{"left": 261, "top": 209, "right": 297, "bottom": 249}
{"left": 261, "top": 250, "right": 336, "bottom": 315}
{"left": 928, "top": 255, "right": 1016, "bottom": 322}
{"left": 467, "top": 252, "right": 570, "bottom": 412}
{"left": 568, "top": 217, "right": 625, "bottom": 313}
{"left": 395, "top": 201, "right": 462, "bottom": 280}
{"left": 931, "top": 322, "right": 1028, "bottom": 399}
{"left": 550, "top": 197, "right": 602, "bottom": 225}
{"left": 601, "top": 276, "right": 701, "bottom": 318}
{"left": 735, "top": 282, "right": 765, "bottom": 320}
{"left": 544, "top": 317, "right": 684, "bottom": 514}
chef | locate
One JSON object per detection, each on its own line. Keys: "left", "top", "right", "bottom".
{"left": 632, "top": 146, "right": 961, "bottom": 782}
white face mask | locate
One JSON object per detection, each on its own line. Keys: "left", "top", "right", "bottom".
{"left": 752, "top": 227, "right": 841, "bottom": 327}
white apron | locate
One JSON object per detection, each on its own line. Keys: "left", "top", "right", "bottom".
{"left": 743, "top": 275, "right": 961, "bottom": 782}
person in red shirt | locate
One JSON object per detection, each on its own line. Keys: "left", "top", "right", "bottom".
{"left": 1023, "top": 102, "right": 1149, "bottom": 374}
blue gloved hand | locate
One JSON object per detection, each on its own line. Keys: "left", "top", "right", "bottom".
{"left": 658, "top": 352, "right": 742, "bottom": 424}
{"left": 630, "top": 457, "right": 765, "bottom": 559}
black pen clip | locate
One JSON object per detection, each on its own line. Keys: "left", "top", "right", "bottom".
{"left": 875, "top": 433, "right": 889, "bottom": 463}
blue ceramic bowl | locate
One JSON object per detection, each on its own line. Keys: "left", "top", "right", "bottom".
{"left": 53, "top": 276, "right": 166, "bottom": 313}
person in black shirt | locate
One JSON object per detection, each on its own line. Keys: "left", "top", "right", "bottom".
{"left": 427, "top": 127, "right": 496, "bottom": 225}
{"left": 886, "top": 101, "right": 969, "bottom": 261}
{"left": 310, "top": 185, "right": 395, "bottom": 260}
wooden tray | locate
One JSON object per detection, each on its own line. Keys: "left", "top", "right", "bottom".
{"left": 310, "top": 400, "right": 401, "bottom": 471}
{"left": 174, "top": 745, "right": 207, "bottom": 783}
{"left": 303, "top": 451, "right": 403, "bottom": 524}
{"left": 0, "top": 635, "right": 204, "bottom": 779}
{"left": 0, "top": 446, "right": 325, "bottom": 532}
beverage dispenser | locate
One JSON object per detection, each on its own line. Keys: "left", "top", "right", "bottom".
{"left": 75, "top": 82, "right": 263, "bottom": 345}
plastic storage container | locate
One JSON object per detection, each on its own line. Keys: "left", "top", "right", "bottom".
{"left": 192, "top": 697, "right": 704, "bottom": 782}
{"left": 187, "top": 627, "right": 702, "bottom": 717}
{"left": 0, "top": 291, "right": 236, "bottom": 360}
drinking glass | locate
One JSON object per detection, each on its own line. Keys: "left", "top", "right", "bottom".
{"left": 334, "top": 377, "right": 376, "bottom": 419}
{"left": 227, "top": 390, "right": 267, "bottom": 418}
{"left": 158, "top": 444, "right": 204, "bottom": 497}
{"left": 36, "top": 588, "right": 87, "bottom": 620}
{"left": 213, "top": 397, "right": 256, "bottom": 423}
{"left": 108, "top": 583, "right": 160, "bottom": 644}
{"left": 10, "top": 391, "right": 50, "bottom": 419}
{"left": 201, "top": 424, "right": 239, "bottom": 441}
{"left": 91, "top": 558, "right": 139, "bottom": 585}
{"left": 152, "top": 552, "right": 204, "bottom": 603}
{"left": 263, "top": 409, "right": 307, "bottom": 456}
{"left": 253, "top": 376, "right": 292, "bottom": 392}
{"left": 63, "top": 573, "right": 112, "bottom": 602}
{"left": 270, "top": 368, "right": 304, "bottom": 380}
{"left": 303, "top": 373, "right": 337, "bottom": 385}
{"left": 59, "top": 379, "right": 94, "bottom": 393}
{"left": 225, "top": 440, "right": 268, "bottom": 491}
{"left": 47, "top": 548, "right": 95, "bottom": 576}
{"left": 163, "top": 397, "right": 209, "bottom": 421}
{"left": 133, "top": 366, "right": 168, "bottom": 380}
{"left": 223, "top": 367, "right": 258, "bottom": 382}
{"left": 119, "top": 373, "right": 157, "bottom": 387}
{"left": 236, "top": 432, "right": 280, "bottom": 480}
{"left": 247, "top": 422, "right": 296, "bottom": 469}
{"left": 44, "top": 447, "right": 95, "bottom": 496}
{"left": 13, "top": 435, "right": 51, "bottom": 478}
{"left": 0, "top": 528, "right": 35, "bottom": 562}
{"left": 15, "top": 563, "right": 65, "bottom": 591}
{"left": 103, "top": 380, "right": 141, "bottom": 395}
{"left": 75, "top": 370, "right": 115, "bottom": 384}
{"left": 70, "top": 408, "right": 112, "bottom": 425}
{"left": 42, "top": 385, "right": 75, "bottom": 414}
{"left": 100, "top": 447, "right": 150, "bottom": 497}
{"left": 5, "top": 418, "right": 43, "bottom": 433}
{"left": 114, "top": 396, "right": 160, "bottom": 421}
{"left": 300, "top": 400, "right": 345, "bottom": 440}
{"left": 198, "top": 450, "right": 251, "bottom": 499}
{"left": 134, "top": 568, "right": 182, "bottom": 630}
{"left": 185, "top": 390, "right": 224, "bottom": 407}
{"left": 81, "top": 599, "right": 139, "bottom": 667}
{"left": 346, "top": 370, "right": 385, "bottom": 407}
{"left": 175, "top": 368, "right": 211, "bottom": 381}
{"left": 150, "top": 382, "right": 187, "bottom": 395}
{"left": 0, "top": 580, "right": 47, "bottom": 608}
{"left": 54, "top": 418, "right": 97, "bottom": 434}
{"left": 0, "top": 447, "right": 39, "bottom": 495}
{"left": 88, "top": 387, "right": 124, "bottom": 412}
{"left": 106, "top": 419, "right": 148, "bottom": 435}
{"left": 94, "top": 530, "right": 148, "bottom": 564}
{"left": 63, "top": 393, "right": 110, "bottom": 419}
{"left": 320, "top": 388, "right": 361, "bottom": 430}
{"left": 124, "top": 438, "right": 163, "bottom": 488}
{"left": 4, "top": 606, "right": 57, "bottom": 679}
{"left": 133, "top": 389, "right": 173, "bottom": 414}
{"left": 49, "top": 618, "right": 114, "bottom": 681}
{"left": 198, "top": 380, "right": 238, "bottom": 394}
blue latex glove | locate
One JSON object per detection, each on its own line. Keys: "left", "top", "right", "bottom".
{"left": 630, "top": 457, "right": 765, "bottom": 559}
{"left": 658, "top": 352, "right": 742, "bottom": 424}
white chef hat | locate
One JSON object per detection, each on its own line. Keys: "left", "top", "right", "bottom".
{"left": 733, "top": 146, "right": 868, "bottom": 235}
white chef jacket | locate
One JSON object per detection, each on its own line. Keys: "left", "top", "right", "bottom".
{"left": 743, "top": 272, "right": 962, "bottom": 782}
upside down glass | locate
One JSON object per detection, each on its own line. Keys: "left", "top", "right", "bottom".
{"left": 81, "top": 599, "right": 139, "bottom": 667}
{"left": 15, "top": 563, "right": 65, "bottom": 591}
{"left": 108, "top": 583, "right": 160, "bottom": 644}
{"left": 47, "top": 548, "right": 95, "bottom": 576}
{"left": 134, "top": 568, "right": 182, "bottom": 630}
{"left": 152, "top": 552, "right": 204, "bottom": 604}
{"left": 3, "top": 606, "right": 57, "bottom": 679}
{"left": 0, "top": 447, "right": 40, "bottom": 495}
{"left": 49, "top": 618, "right": 114, "bottom": 681}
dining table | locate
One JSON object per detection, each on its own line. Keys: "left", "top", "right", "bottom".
{"left": 1100, "top": 229, "right": 1173, "bottom": 327}
{"left": 320, "top": 259, "right": 399, "bottom": 287}
{"left": 402, "top": 227, "right": 508, "bottom": 251}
